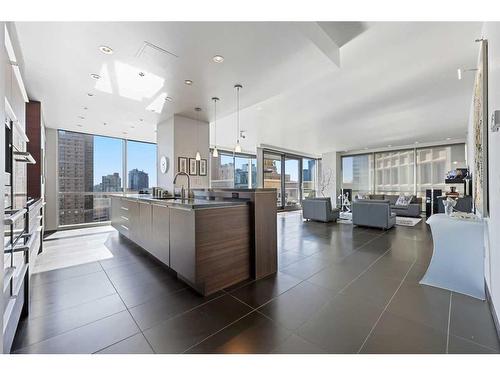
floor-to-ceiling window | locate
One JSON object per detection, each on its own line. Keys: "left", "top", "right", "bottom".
{"left": 263, "top": 151, "right": 319, "bottom": 210}
{"left": 416, "top": 144, "right": 466, "bottom": 209}
{"left": 210, "top": 150, "right": 256, "bottom": 189}
{"left": 302, "top": 158, "right": 318, "bottom": 199}
{"left": 58, "top": 130, "right": 157, "bottom": 226}
{"left": 340, "top": 143, "right": 467, "bottom": 212}
{"left": 126, "top": 140, "right": 157, "bottom": 192}
{"left": 342, "top": 154, "right": 374, "bottom": 197}
{"left": 263, "top": 152, "right": 283, "bottom": 207}
{"left": 284, "top": 157, "right": 301, "bottom": 209}
{"left": 375, "top": 150, "right": 414, "bottom": 196}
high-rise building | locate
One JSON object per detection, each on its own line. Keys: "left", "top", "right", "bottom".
{"left": 101, "top": 173, "right": 122, "bottom": 192}
{"left": 128, "top": 168, "right": 149, "bottom": 191}
{"left": 58, "top": 131, "right": 94, "bottom": 225}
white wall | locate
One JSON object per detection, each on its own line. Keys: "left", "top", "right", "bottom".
{"left": 467, "top": 22, "right": 500, "bottom": 329}
{"left": 44, "top": 128, "right": 58, "bottom": 231}
{"left": 156, "top": 116, "right": 174, "bottom": 191}
{"left": 156, "top": 115, "right": 209, "bottom": 193}
{"left": 174, "top": 115, "right": 210, "bottom": 189}
{"left": 320, "top": 151, "right": 341, "bottom": 202}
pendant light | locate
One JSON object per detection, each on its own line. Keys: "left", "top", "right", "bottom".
{"left": 211, "top": 97, "right": 220, "bottom": 158}
{"left": 234, "top": 84, "right": 242, "bottom": 153}
{"left": 194, "top": 107, "right": 202, "bottom": 161}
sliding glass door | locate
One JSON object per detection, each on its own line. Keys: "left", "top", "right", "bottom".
{"left": 263, "top": 153, "right": 283, "bottom": 207}
{"left": 284, "top": 157, "right": 301, "bottom": 209}
{"left": 263, "top": 151, "right": 318, "bottom": 210}
{"left": 210, "top": 151, "right": 256, "bottom": 188}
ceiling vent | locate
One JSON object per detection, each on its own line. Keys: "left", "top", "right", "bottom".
{"left": 136, "top": 41, "right": 178, "bottom": 68}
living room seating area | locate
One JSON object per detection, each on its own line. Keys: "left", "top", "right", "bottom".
{"left": 354, "top": 194, "right": 422, "bottom": 218}
{"left": 352, "top": 199, "right": 397, "bottom": 229}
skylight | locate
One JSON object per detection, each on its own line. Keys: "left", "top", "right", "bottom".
{"left": 94, "top": 61, "right": 165, "bottom": 102}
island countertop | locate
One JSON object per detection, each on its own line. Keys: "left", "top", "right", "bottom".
{"left": 110, "top": 188, "right": 277, "bottom": 296}
{"left": 108, "top": 193, "right": 249, "bottom": 210}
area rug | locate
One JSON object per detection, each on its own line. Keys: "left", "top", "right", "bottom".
{"left": 338, "top": 212, "right": 352, "bottom": 224}
{"left": 395, "top": 216, "right": 422, "bottom": 227}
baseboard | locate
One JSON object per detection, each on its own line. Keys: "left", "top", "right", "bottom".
{"left": 43, "top": 229, "right": 57, "bottom": 239}
{"left": 485, "top": 282, "right": 500, "bottom": 341}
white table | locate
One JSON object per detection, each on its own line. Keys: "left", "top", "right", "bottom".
{"left": 421, "top": 213, "right": 485, "bottom": 300}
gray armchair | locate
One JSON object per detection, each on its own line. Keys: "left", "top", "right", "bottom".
{"left": 352, "top": 199, "right": 396, "bottom": 230}
{"left": 302, "top": 197, "right": 340, "bottom": 223}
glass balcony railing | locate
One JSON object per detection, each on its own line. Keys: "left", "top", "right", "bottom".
{"left": 58, "top": 192, "right": 119, "bottom": 226}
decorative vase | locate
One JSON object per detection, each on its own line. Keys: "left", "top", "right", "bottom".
{"left": 443, "top": 197, "right": 457, "bottom": 216}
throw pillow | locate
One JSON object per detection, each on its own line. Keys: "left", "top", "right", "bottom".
{"left": 356, "top": 193, "right": 370, "bottom": 200}
{"left": 395, "top": 194, "right": 411, "bottom": 206}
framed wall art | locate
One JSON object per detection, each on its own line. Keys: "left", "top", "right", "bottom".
{"left": 189, "top": 158, "right": 198, "bottom": 175}
{"left": 178, "top": 157, "right": 188, "bottom": 173}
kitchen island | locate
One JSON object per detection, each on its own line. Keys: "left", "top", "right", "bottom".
{"left": 110, "top": 189, "right": 277, "bottom": 296}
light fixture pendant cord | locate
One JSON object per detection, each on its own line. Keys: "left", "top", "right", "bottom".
{"left": 237, "top": 86, "right": 240, "bottom": 141}
{"left": 214, "top": 99, "right": 217, "bottom": 146}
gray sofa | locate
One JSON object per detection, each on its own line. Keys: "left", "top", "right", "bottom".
{"left": 352, "top": 199, "right": 396, "bottom": 230}
{"left": 302, "top": 197, "right": 340, "bottom": 223}
{"left": 355, "top": 194, "right": 422, "bottom": 218}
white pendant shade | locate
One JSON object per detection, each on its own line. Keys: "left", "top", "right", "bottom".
{"left": 235, "top": 141, "right": 242, "bottom": 153}
{"left": 212, "top": 147, "right": 219, "bottom": 158}
{"left": 194, "top": 107, "right": 202, "bottom": 163}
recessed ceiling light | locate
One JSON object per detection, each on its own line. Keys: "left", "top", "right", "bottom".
{"left": 78, "top": 116, "right": 85, "bottom": 120}
{"left": 77, "top": 124, "right": 83, "bottom": 127}
{"left": 99, "top": 45, "right": 113, "bottom": 55}
{"left": 256, "top": 106, "right": 263, "bottom": 111}
{"left": 123, "top": 131, "right": 128, "bottom": 135}
{"left": 131, "top": 126, "right": 135, "bottom": 129}
{"left": 139, "top": 118, "right": 144, "bottom": 122}
{"left": 165, "top": 96, "right": 173, "bottom": 102}
{"left": 364, "top": 147, "right": 369, "bottom": 150}
{"left": 103, "top": 122, "right": 107, "bottom": 126}
{"left": 138, "top": 72, "right": 145, "bottom": 77}
{"left": 415, "top": 141, "right": 419, "bottom": 144}
{"left": 446, "top": 137, "right": 451, "bottom": 141}
{"left": 212, "top": 55, "right": 224, "bottom": 63}
{"left": 387, "top": 145, "right": 392, "bottom": 147}
{"left": 90, "top": 73, "right": 101, "bottom": 80}
{"left": 87, "top": 93, "right": 94, "bottom": 97}
{"left": 184, "top": 79, "right": 193, "bottom": 86}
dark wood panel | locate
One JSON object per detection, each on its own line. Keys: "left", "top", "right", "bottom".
{"left": 253, "top": 191, "right": 278, "bottom": 278}
{"left": 26, "top": 101, "right": 42, "bottom": 199}
{"left": 195, "top": 206, "right": 251, "bottom": 295}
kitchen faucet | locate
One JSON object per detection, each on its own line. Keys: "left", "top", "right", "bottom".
{"left": 173, "top": 171, "right": 191, "bottom": 200}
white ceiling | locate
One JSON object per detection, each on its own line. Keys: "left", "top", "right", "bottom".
{"left": 14, "top": 21, "right": 482, "bottom": 155}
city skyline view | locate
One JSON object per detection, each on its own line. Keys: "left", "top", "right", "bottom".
{"left": 94, "top": 135, "right": 157, "bottom": 189}
{"left": 58, "top": 130, "right": 157, "bottom": 225}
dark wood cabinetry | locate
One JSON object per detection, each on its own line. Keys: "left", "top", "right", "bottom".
{"left": 110, "top": 192, "right": 277, "bottom": 296}
{"left": 26, "top": 101, "right": 43, "bottom": 199}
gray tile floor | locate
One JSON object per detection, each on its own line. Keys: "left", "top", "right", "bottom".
{"left": 12, "top": 212, "right": 500, "bottom": 354}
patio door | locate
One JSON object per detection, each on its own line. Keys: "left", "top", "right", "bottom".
{"left": 263, "top": 151, "right": 303, "bottom": 210}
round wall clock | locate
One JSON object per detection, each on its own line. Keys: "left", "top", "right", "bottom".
{"left": 160, "top": 155, "right": 169, "bottom": 174}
